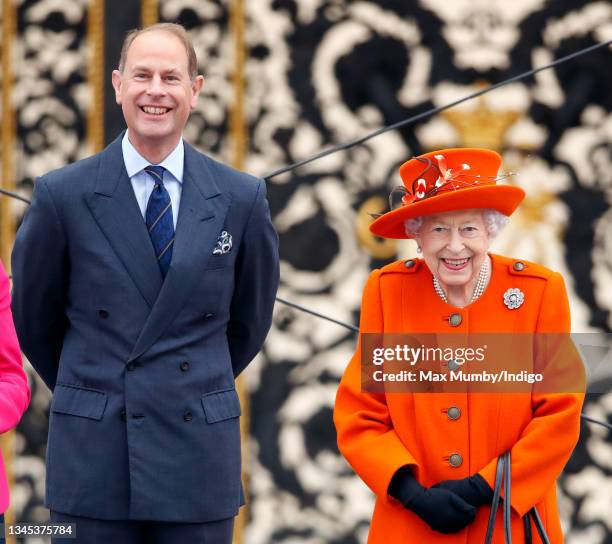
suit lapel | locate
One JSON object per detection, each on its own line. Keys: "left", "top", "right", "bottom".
{"left": 84, "top": 135, "right": 162, "bottom": 308}
{"left": 128, "top": 144, "right": 229, "bottom": 362}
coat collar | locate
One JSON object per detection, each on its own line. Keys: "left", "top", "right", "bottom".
{"left": 93, "top": 132, "right": 221, "bottom": 200}
{"left": 87, "top": 134, "right": 163, "bottom": 307}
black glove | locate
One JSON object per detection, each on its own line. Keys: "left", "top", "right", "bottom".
{"left": 432, "top": 474, "right": 494, "bottom": 507}
{"left": 388, "top": 466, "right": 476, "bottom": 534}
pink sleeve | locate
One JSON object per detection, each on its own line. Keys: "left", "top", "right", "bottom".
{"left": 0, "top": 260, "right": 30, "bottom": 434}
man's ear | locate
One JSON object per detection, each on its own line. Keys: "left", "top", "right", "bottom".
{"left": 190, "top": 75, "right": 205, "bottom": 110}
{"left": 111, "top": 70, "right": 123, "bottom": 105}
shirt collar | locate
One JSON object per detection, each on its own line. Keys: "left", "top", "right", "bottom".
{"left": 122, "top": 130, "right": 184, "bottom": 183}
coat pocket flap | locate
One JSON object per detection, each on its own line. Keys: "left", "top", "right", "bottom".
{"left": 52, "top": 384, "right": 108, "bottom": 421}
{"left": 201, "top": 388, "right": 241, "bottom": 423}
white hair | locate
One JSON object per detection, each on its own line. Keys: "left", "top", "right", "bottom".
{"left": 482, "top": 209, "right": 509, "bottom": 237}
{"left": 404, "top": 209, "right": 509, "bottom": 238}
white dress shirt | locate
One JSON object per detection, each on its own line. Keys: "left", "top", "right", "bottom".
{"left": 121, "top": 131, "right": 184, "bottom": 228}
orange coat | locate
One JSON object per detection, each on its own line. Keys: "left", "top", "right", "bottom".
{"left": 334, "top": 254, "right": 584, "bottom": 543}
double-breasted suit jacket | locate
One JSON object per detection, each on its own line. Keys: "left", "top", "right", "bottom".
{"left": 334, "top": 254, "right": 584, "bottom": 543}
{"left": 11, "top": 135, "right": 279, "bottom": 522}
{"left": 0, "top": 260, "right": 30, "bottom": 514}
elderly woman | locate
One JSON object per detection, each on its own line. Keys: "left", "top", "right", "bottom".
{"left": 334, "top": 148, "right": 584, "bottom": 543}
{"left": 0, "top": 259, "right": 30, "bottom": 539}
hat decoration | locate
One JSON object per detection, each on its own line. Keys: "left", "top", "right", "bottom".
{"left": 370, "top": 148, "right": 525, "bottom": 239}
{"left": 414, "top": 154, "right": 471, "bottom": 199}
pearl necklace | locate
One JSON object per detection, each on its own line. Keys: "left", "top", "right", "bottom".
{"left": 433, "top": 256, "right": 490, "bottom": 305}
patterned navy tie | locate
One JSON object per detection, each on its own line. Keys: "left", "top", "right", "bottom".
{"left": 144, "top": 165, "right": 174, "bottom": 279}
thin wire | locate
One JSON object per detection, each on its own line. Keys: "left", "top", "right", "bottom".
{"left": 263, "top": 39, "right": 612, "bottom": 180}
{"left": 0, "top": 188, "right": 30, "bottom": 205}
{"left": 276, "top": 296, "right": 359, "bottom": 332}
{"left": 580, "top": 414, "right": 612, "bottom": 432}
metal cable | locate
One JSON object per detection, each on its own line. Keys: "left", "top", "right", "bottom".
{"left": 263, "top": 39, "right": 612, "bottom": 180}
{"left": 0, "top": 188, "right": 30, "bottom": 205}
{"left": 580, "top": 414, "right": 612, "bottom": 432}
{"left": 276, "top": 296, "right": 359, "bottom": 332}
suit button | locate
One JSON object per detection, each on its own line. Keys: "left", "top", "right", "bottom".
{"left": 120, "top": 409, "right": 126, "bottom": 421}
{"left": 447, "top": 359, "right": 461, "bottom": 371}
{"left": 449, "top": 453, "right": 463, "bottom": 467}
{"left": 204, "top": 313, "right": 215, "bottom": 319}
{"left": 126, "top": 362, "right": 136, "bottom": 371}
{"left": 99, "top": 309, "right": 109, "bottom": 319}
{"left": 183, "top": 410, "right": 193, "bottom": 422}
{"left": 513, "top": 261, "right": 525, "bottom": 271}
{"left": 180, "top": 361, "right": 190, "bottom": 372}
{"left": 447, "top": 407, "right": 461, "bottom": 420}
{"left": 404, "top": 259, "right": 415, "bottom": 268}
{"left": 449, "top": 313, "right": 462, "bottom": 327}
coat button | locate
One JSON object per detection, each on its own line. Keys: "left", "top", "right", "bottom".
{"left": 126, "top": 362, "right": 136, "bottom": 371}
{"left": 447, "top": 407, "right": 461, "bottom": 420}
{"left": 98, "top": 309, "right": 109, "bottom": 319}
{"left": 447, "top": 359, "right": 461, "bottom": 371}
{"left": 405, "top": 259, "right": 415, "bottom": 268}
{"left": 449, "top": 453, "right": 463, "bottom": 467}
{"left": 120, "top": 409, "right": 126, "bottom": 421}
{"left": 204, "top": 313, "right": 215, "bottom": 319}
{"left": 183, "top": 410, "right": 193, "bottom": 422}
{"left": 449, "top": 313, "right": 462, "bottom": 327}
{"left": 513, "top": 261, "right": 525, "bottom": 271}
{"left": 180, "top": 361, "right": 190, "bottom": 372}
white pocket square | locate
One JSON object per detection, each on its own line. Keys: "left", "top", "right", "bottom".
{"left": 213, "top": 231, "right": 232, "bottom": 255}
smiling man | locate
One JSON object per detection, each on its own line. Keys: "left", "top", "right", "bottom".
{"left": 11, "top": 23, "right": 279, "bottom": 544}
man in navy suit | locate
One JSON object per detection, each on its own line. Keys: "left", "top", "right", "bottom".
{"left": 11, "top": 22, "right": 279, "bottom": 544}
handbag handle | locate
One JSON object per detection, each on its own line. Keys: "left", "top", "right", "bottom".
{"left": 485, "top": 451, "right": 512, "bottom": 544}
{"left": 484, "top": 452, "right": 551, "bottom": 544}
{"left": 525, "top": 506, "right": 551, "bottom": 544}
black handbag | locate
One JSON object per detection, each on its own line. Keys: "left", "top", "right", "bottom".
{"left": 484, "top": 452, "right": 551, "bottom": 544}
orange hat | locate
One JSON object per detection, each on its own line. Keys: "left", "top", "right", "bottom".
{"left": 369, "top": 148, "right": 525, "bottom": 239}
